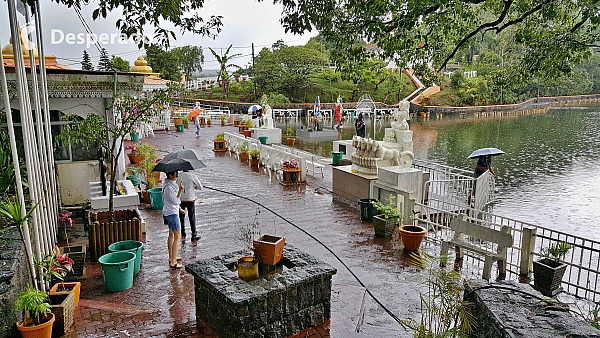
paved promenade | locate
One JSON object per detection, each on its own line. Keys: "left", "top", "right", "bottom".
{"left": 65, "top": 124, "right": 441, "bottom": 337}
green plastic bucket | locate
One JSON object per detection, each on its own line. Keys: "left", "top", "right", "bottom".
{"left": 108, "top": 241, "right": 144, "bottom": 275}
{"left": 259, "top": 136, "right": 268, "bottom": 144}
{"left": 131, "top": 132, "right": 139, "bottom": 142}
{"left": 148, "top": 188, "right": 163, "bottom": 210}
{"left": 98, "top": 252, "right": 135, "bottom": 292}
{"left": 331, "top": 151, "right": 342, "bottom": 165}
{"left": 176, "top": 124, "right": 184, "bottom": 132}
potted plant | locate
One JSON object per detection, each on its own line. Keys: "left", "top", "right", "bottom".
{"left": 15, "top": 285, "right": 55, "bottom": 338}
{"left": 249, "top": 149, "right": 260, "bottom": 167}
{"left": 213, "top": 132, "right": 227, "bottom": 152}
{"left": 254, "top": 235, "right": 285, "bottom": 266}
{"left": 220, "top": 114, "right": 227, "bottom": 126}
{"left": 173, "top": 113, "right": 183, "bottom": 127}
{"left": 35, "top": 248, "right": 76, "bottom": 337}
{"left": 533, "top": 241, "right": 571, "bottom": 296}
{"left": 237, "top": 141, "right": 249, "bottom": 161}
{"left": 399, "top": 224, "right": 428, "bottom": 251}
{"left": 125, "top": 143, "right": 140, "bottom": 165}
{"left": 286, "top": 126, "right": 296, "bottom": 147}
{"left": 236, "top": 209, "right": 261, "bottom": 281}
{"left": 281, "top": 159, "right": 302, "bottom": 184}
{"left": 207, "top": 116, "right": 212, "bottom": 126}
{"left": 371, "top": 195, "right": 402, "bottom": 238}
{"left": 182, "top": 117, "right": 190, "bottom": 129}
{"left": 57, "top": 211, "right": 86, "bottom": 278}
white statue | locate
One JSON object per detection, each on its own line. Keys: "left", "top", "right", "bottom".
{"left": 351, "top": 136, "right": 415, "bottom": 174}
{"left": 263, "top": 104, "right": 274, "bottom": 129}
{"left": 391, "top": 100, "right": 410, "bottom": 131}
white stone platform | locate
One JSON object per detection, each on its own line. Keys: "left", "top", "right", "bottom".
{"left": 332, "top": 165, "right": 378, "bottom": 203}
{"left": 250, "top": 127, "right": 282, "bottom": 144}
{"left": 333, "top": 140, "right": 354, "bottom": 160}
{"left": 377, "top": 167, "right": 427, "bottom": 201}
{"left": 296, "top": 129, "right": 340, "bottom": 141}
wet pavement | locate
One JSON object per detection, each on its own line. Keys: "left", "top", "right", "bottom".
{"left": 66, "top": 124, "right": 445, "bottom": 338}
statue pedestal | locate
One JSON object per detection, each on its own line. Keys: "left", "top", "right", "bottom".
{"left": 377, "top": 167, "right": 427, "bottom": 201}
{"left": 383, "top": 129, "right": 413, "bottom": 152}
{"left": 250, "top": 128, "right": 282, "bottom": 144}
{"left": 333, "top": 140, "right": 354, "bottom": 161}
{"left": 332, "top": 165, "right": 378, "bottom": 203}
{"left": 265, "top": 118, "right": 274, "bottom": 129}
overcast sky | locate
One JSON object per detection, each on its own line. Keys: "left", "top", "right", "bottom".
{"left": 0, "top": 0, "right": 317, "bottom": 70}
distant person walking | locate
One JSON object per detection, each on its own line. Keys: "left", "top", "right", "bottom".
{"left": 194, "top": 116, "right": 200, "bottom": 137}
{"left": 163, "top": 171, "right": 185, "bottom": 269}
{"left": 474, "top": 155, "right": 496, "bottom": 178}
{"left": 177, "top": 170, "right": 202, "bottom": 241}
{"left": 355, "top": 113, "right": 366, "bottom": 138}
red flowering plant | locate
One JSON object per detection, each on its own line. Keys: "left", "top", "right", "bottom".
{"left": 35, "top": 246, "right": 74, "bottom": 287}
{"left": 59, "top": 211, "right": 74, "bottom": 227}
{"left": 125, "top": 142, "right": 138, "bottom": 153}
{"left": 282, "top": 159, "right": 299, "bottom": 169}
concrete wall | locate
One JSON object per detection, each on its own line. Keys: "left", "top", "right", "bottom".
{"left": 57, "top": 161, "right": 100, "bottom": 205}
{"left": 0, "top": 228, "right": 31, "bottom": 338}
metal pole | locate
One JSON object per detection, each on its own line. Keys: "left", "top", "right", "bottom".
{"left": 252, "top": 43, "right": 256, "bottom": 99}
{"left": 7, "top": 0, "right": 45, "bottom": 290}
{"left": 34, "top": 0, "right": 59, "bottom": 242}
{"left": 0, "top": 41, "right": 38, "bottom": 289}
{"left": 25, "top": 8, "right": 54, "bottom": 252}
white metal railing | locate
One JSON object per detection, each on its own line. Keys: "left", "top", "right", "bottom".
{"left": 271, "top": 144, "right": 325, "bottom": 178}
{"left": 223, "top": 132, "right": 307, "bottom": 181}
{"left": 416, "top": 202, "right": 600, "bottom": 302}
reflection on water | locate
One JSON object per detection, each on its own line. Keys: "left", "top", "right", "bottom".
{"left": 276, "top": 106, "right": 600, "bottom": 240}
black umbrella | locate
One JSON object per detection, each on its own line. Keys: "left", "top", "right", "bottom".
{"left": 162, "top": 149, "right": 203, "bottom": 162}
{"left": 152, "top": 158, "right": 206, "bottom": 172}
{"left": 468, "top": 147, "right": 505, "bottom": 159}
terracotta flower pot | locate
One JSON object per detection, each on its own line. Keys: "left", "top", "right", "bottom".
{"left": 221, "top": 121, "right": 226, "bottom": 127}
{"left": 243, "top": 130, "right": 252, "bottom": 138}
{"left": 17, "top": 313, "right": 55, "bottom": 338}
{"left": 173, "top": 117, "right": 183, "bottom": 126}
{"left": 398, "top": 225, "right": 427, "bottom": 251}
{"left": 199, "top": 117, "right": 206, "bottom": 126}
{"left": 49, "top": 282, "right": 81, "bottom": 307}
{"left": 141, "top": 190, "right": 150, "bottom": 204}
{"left": 250, "top": 158, "right": 260, "bottom": 167}
{"left": 254, "top": 235, "right": 285, "bottom": 265}
{"left": 287, "top": 138, "right": 296, "bottom": 147}
{"left": 239, "top": 152, "right": 249, "bottom": 161}
{"left": 207, "top": 120, "right": 212, "bottom": 125}
{"left": 127, "top": 152, "right": 140, "bottom": 165}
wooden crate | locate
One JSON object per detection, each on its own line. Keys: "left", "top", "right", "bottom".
{"left": 88, "top": 209, "right": 143, "bottom": 261}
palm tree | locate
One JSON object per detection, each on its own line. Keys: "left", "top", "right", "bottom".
{"left": 208, "top": 45, "right": 242, "bottom": 98}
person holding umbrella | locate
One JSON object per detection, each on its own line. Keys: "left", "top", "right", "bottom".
{"left": 162, "top": 171, "right": 185, "bottom": 269}
{"left": 474, "top": 155, "right": 496, "bottom": 178}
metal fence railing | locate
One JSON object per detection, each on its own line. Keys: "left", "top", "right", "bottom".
{"left": 415, "top": 202, "right": 600, "bottom": 302}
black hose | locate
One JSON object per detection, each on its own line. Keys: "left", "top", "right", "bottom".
{"left": 203, "top": 185, "right": 408, "bottom": 329}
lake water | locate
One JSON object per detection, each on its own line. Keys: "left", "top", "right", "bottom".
{"left": 275, "top": 106, "right": 600, "bottom": 240}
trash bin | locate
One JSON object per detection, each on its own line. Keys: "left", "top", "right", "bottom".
{"left": 108, "top": 240, "right": 144, "bottom": 275}
{"left": 259, "top": 136, "right": 268, "bottom": 144}
{"left": 148, "top": 187, "right": 163, "bottom": 210}
{"left": 131, "top": 132, "right": 139, "bottom": 142}
{"left": 331, "top": 151, "right": 342, "bottom": 165}
{"left": 98, "top": 252, "right": 136, "bottom": 291}
{"left": 358, "top": 198, "right": 378, "bottom": 222}
{"left": 176, "top": 124, "right": 184, "bottom": 132}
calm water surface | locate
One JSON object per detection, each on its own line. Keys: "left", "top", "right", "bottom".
{"left": 276, "top": 106, "right": 600, "bottom": 240}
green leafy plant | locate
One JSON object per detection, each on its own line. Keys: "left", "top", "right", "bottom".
{"left": 244, "top": 119, "right": 253, "bottom": 128}
{"left": 236, "top": 141, "right": 249, "bottom": 154}
{"left": 34, "top": 247, "right": 73, "bottom": 284}
{"left": 249, "top": 149, "right": 260, "bottom": 159}
{"left": 541, "top": 241, "right": 571, "bottom": 264}
{"left": 404, "top": 251, "right": 476, "bottom": 337}
{"left": 14, "top": 285, "right": 51, "bottom": 327}
{"left": 371, "top": 195, "right": 402, "bottom": 220}
{"left": 207, "top": 116, "right": 212, "bottom": 122}
{"left": 215, "top": 132, "right": 225, "bottom": 141}
{"left": 182, "top": 117, "right": 190, "bottom": 124}
{"left": 0, "top": 198, "right": 38, "bottom": 234}
{"left": 137, "top": 142, "right": 160, "bottom": 190}
{"left": 286, "top": 126, "right": 294, "bottom": 136}
{"left": 220, "top": 114, "right": 227, "bottom": 121}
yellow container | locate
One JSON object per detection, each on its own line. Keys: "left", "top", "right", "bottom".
{"left": 237, "top": 256, "right": 258, "bottom": 281}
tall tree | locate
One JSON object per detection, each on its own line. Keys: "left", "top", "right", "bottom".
{"left": 98, "top": 48, "right": 111, "bottom": 71}
{"left": 110, "top": 56, "right": 130, "bottom": 72}
{"left": 81, "top": 50, "right": 94, "bottom": 70}
{"left": 276, "top": 0, "right": 600, "bottom": 85}
{"left": 208, "top": 45, "right": 242, "bottom": 98}
{"left": 171, "top": 46, "right": 204, "bottom": 78}
{"left": 145, "top": 45, "right": 182, "bottom": 81}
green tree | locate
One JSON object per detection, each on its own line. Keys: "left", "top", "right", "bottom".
{"left": 208, "top": 45, "right": 242, "bottom": 98}
{"left": 276, "top": 0, "right": 600, "bottom": 85}
{"left": 81, "top": 50, "right": 93, "bottom": 70}
{"left": 171, "top": 46, "right": 204, "bottom": 78}
{"left": 145, "top": 45, "right": 182, "bottom": 81}
{"left": 98, "top": 48, "right": 111, "bottom": 71}
{"left": 109, "top": 56, "right": 130, "bottom": 72}
{"left": 339, "top": 58, "right": 387, "bottom": 101}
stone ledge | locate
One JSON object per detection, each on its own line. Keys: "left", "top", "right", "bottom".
{"left": 465, "top": 280, "right": 600, "bottom": 338}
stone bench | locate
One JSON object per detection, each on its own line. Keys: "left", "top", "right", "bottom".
{"left": 441, "top": 216, "right": 513, "bottom": 280}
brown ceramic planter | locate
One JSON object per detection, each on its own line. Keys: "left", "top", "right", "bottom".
{"left": 234, "top": 120, "right": 241, "bottom": 126}
{"left": 243, "top": 130, "right": 252, "bottom": 138}
{"left": 199, "top": 117, "right": 206, "bottom": 126}
{"left": 141, "top": 190, "right": 150, "bottom": 204}
{"left": 173, "top": 117, "right": 183, "bottom": 126}
{"left": 17, "top": 313, "right": 54, "bottom": 338}
{"left": 221, "top": 121, "right": 226, "bottom": 127}
{"left": 287, "top": 138, "right": 296, "bottom": 147}
{"left": 398, "top": 225, "right": 427, "bottom": 250}
{"left": 207, "top": 120, "right": 212, "bottom": 125}
{"left": 239, "top": 125, "right": 248, "bottom": 133}
{"left": 239, "top": 152, "right": 249, "bottom": 161}
{"left": 213, "top": 139, "right": 227, "bottom": 152}
{"left": 281, "top": 167, "right": 302, "bottom": 184}
{"left": 250, "top": 158, "right": 260, "bottom": 166}
{"left": 127, "top": 152, "right": 140, "bottom": 165}
{"left": 254, "top": 235, "right": 285, "bottom": 266}
{"left": 50, "top": 282, "right": 81, "bottom": 307}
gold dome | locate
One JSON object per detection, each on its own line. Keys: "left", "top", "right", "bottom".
{"left": 2, "top": 27, "right": 39, "bottom": 58}
{"left": 130, "top": 56, "right": 153, "bottom": 73}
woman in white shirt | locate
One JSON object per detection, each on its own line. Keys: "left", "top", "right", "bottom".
{"left": 176, "top": 170, "right": 202, "bottom": 241}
